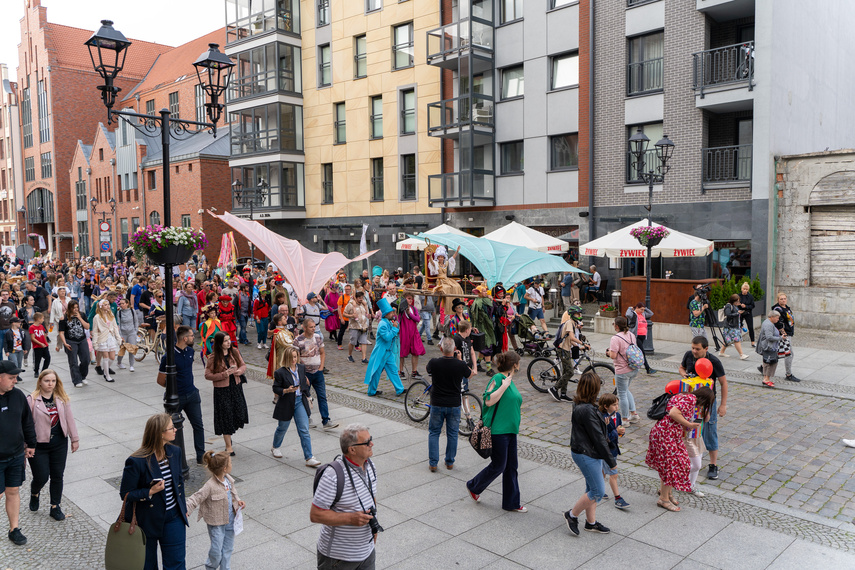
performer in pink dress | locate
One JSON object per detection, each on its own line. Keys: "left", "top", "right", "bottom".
{"left": 398, "top": 292, "right": 426, "bottom": 378}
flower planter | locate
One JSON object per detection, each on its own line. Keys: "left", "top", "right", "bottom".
{"left": 601, "top": 310, "right": 618, "bottom": 318}
{"left": 147, "top": 244, "right": 195, "bottom": 266}
{"left": 636, "top": 236, "right": 662, "bottom": 248}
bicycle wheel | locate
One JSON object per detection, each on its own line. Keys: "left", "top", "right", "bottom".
{"left": 404, "top": 380, "right": 431, "bottom": 422}
{"left": 133, "top": 330, "right": 148, "bottom": 362}
{"left": 154, "top": 334, "right": 166, "bottom": 363}
{"left": 583, "top": 363, "right": 616, "bottom": 397}
{"left": 527, "top": 357, "right": 560, "bottom": 393}
{"left": 458, "top": 393, "right": 483, "bottom": 437}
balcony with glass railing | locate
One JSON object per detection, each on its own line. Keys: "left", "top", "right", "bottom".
{"left": 427, "top": 93, "right": 494, "bottom": 139}
{"left": 427, "top": 19, "right": 494, "bottom": 69}
{"left": 428, "top": 170, "right": 495, "bottom": 207}
{"left": 702, "top": 144, "right": 752, "bottom": 189}
{"left": 226, "top": 0, "right": 300, "bottom": 44}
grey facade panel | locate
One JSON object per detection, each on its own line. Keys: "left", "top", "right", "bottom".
{"left": 547, "top": 4, "right": 581, "bottom": 54}
{"left": 494, "top": 21, "right": 525, "bottom": 68}
{"left": 547, "top": 88, "right": 579, "bottom": 135}
{"left": 495, "top": 99, "right": 524, "bottom": 142}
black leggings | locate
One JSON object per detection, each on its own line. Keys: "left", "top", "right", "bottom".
{"left": 336, "top": 320, "right": 349, "bottom": 347}
{"left": 636, "top": 334, "right": 652, "bottom": 373}
{"left": 29, "top": 435, "right": 69, "bottom": 506}
{"left": 740, "top": 312, "right": 755, "bottom": 342}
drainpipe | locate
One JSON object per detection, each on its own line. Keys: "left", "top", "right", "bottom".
{"left": 767, "top": 156, "right": 779, "bottom": 315}
{"left": 587, "top": 0, "right": 596, "bottom": 242}
{"left": 86, "top": 167, "right": 93, "bottom": 258}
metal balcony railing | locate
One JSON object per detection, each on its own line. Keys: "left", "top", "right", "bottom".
{"left": 627, "top": 0, "right": 660, "bottom": 7}
{"left": 426, "top": 19, "right": 494, "bottom": 63}
{"left": 428, "top": 170, "right": 495, "bottom": 207}
{"left": 692, "top": 42, "right": 755, "bottom": 98}
{"left": 627, "top": 57, "right": 664, "bottom": 95}
{"left": 626, "top": 149, "right": 661, "bottom": 183}
{"left": 427, "top": 93, "right": 494, "bottom": 133}
{"left": 702, "top": 144, "right": 752, "bottom": 186}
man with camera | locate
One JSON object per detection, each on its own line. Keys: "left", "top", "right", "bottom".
{"left": 689, "top": 285, "right": 710, "bottom": 339}
{"left": 311, "top": 424, "right": 381, "bottom": 570}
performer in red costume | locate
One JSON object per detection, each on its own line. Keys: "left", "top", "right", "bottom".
{"left": 217, "top": 295, "right": 238, "bottom": 344}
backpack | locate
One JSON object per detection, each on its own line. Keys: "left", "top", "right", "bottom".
{"left": 614, "top": 334, "right": 645, "bottom": 371}
{"left": 312, "top": 455, "right": 376, "bottom": 510}
{"left": 647, "top": 392, "right": 672, "bottom": 420}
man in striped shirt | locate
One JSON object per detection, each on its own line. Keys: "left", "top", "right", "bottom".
{"left": 310, "top": 424, "right": 378, "bottom": 569}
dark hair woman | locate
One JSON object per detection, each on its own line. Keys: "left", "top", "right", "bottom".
{"left": 564, "top": 371, "right": 616, "bottom": 536}
{"left": 119, "top": 413, "right": 189, "bottom": 569}
{"left": 57, "top": 300, "right": 90, "bottom": 388}
{"left": 204, "top": 332, "right": 249, "bottom": 456}
{"left": 465, "top": 351, "right": 526, "bottom": 512}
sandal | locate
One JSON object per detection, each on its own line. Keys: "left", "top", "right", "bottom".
{"left": 762, "top": 380, "right": 776, "bottom": 388}
{"left": 657, "top": 500, "right": 681, "bottom": 512}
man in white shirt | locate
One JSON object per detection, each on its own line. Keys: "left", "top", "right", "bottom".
{"left": 524, "top": 280, "right": 550, "bottom": 335}
{"left": 584, "top": 265, "right": 602, "bottom": 303}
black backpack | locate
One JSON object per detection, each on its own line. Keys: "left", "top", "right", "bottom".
{"left": 647, "top": 392, "right": 672, "bottom": 421}
{"left": 312, "top": 456, "right": 376, "bottom": 510}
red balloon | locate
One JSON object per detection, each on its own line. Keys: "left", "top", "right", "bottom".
{"left": 695, "top": 357, "right": 713, "bottom": 379}
{"left": 665, "top": 379, "right": 682, "bottom": 395}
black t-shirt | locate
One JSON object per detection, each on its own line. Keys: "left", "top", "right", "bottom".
{"left": 59, "top": 317, "right": 86, "bottom": 342}
{"left": 414, "top": 274, "right": 424, "bottom": 288}
{"left": 425, "top": 356, "right": 472, "bottom": 408}
{"left": 453, "top": 333, "right": 474, "bottom": 368}
{"left": 139, "top": 290, "right": 154, "bottom": 313}
{"left": 31, "top": 286, "right": 49, "bottom": 312}
{"left": 680, "top": 350, "right": 725, "bottom": 395}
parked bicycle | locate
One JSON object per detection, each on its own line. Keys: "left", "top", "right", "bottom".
{"left": 404, "top": 378, "right": 483, "bottom": 437}
{"left": 133, "top": 316, "right": 167, "bottom": 363}
{"left": 527, "top": 346, "right": 615, "bottom": 396}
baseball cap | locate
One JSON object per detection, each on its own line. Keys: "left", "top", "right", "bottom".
{"left": 307, "top": 292, "right": 317, "bottom": 300}
{"left": 0, "top": 360, "right": 22, "bottom": 375}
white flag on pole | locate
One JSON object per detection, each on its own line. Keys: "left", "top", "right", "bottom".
{"left": 359, "top": 223, "right": 368, "bottom": 256}
{"left": 38, "top": 235, "right": 46, "bottom": 250}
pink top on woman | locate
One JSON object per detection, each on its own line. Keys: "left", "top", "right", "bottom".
{"left": 636, "top": 311, "right": 648, "bottom": 336}
{"left": 608, "top": 330, "right": 637, "bottom": 375}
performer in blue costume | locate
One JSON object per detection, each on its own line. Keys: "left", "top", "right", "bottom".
{"left": 364, "top": 297, "right": 405, "bottom": 397}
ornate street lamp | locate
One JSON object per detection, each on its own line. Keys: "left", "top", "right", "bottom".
{"left": 86, "top": 21, "right": 234, "bottom": 474}
{"left": 628, "top": 128, "right": 675, "bottom": 351}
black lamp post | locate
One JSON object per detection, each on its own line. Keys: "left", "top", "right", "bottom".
{"left": 628, "top": 128, "right": 675, "bottom": 352}
{"left": 232, "top": 179, "right": 266, "bottom": 270}
{"left": 86, "top": 20, "right": 234, "bottom": 474}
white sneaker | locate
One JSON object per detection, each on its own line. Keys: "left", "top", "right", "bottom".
{"left": 271, "top": 447, "right": 283, "bottom": 458}
{"left": 74, "top": 383, "right": 81, "bottom": 389}
{"left": 305, "top": 457, "right": 321, "bottom": 468}
{"left": 574, "top": 367, "right": 583, "bottom": 375}
{"left": 323, "top": 422, "right": 340, "bottom": 430}
{"left": 129, "top": 365, "right": 135, "bottom": 372}
{"left": 740, "top": 354, "right": 750, "bottom": 360}
{"left": 118, "top": 363, "right": 126, "bottom": 369}
{"left": 691, "top": 487, "right": 706, "bottom": 497}
{"left": 263, "top": 344, "right": 269, "bottom": 350}
{"left": 843, "top": 439, "right": 855, "bottom": 448}
{"left": 257, "top": 343, "right": 262, "bottom": 349}
{"left": 82, "top": 379, "right": 89, "bottom": 386}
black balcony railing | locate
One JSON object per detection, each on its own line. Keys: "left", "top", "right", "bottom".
{"left": 428, "top": 93, "right": 494, "bottom": 133}
{"left": 428, "top": 170, "right": 495, "bottom": 207}
{"left": 702, "top": 144, "right": 752, "bottom": 187}
{"left": 426, "top": 19, "right": 494, "bottom": 63}
{"left": 626, "top": 149, "right": 661, "bottom": 183}
{"left": 627, "top": 58, "right": 663, "bottom": 95}
{"left": 692, "top": 42, "right": 755, "bottom": 98}
{"left": 627, "top": 0, "right": 660, "bottom": 7}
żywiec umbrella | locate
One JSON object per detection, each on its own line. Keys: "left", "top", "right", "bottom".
{"left": 209, "top": 211, "right": 378, "bottom": 303}
{"left": 482, "top": 221, "right": 570, "bottom": 253}
{"left": 410, "top": 232, "right": 587, "bottom": 288}
{"left": 396, "top": 223, "right": 471, "bottom": 251}
{"left": 579, "top": 219, "right": 713, "bottom": 258}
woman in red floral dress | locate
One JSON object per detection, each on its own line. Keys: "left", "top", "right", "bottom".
{"left": 646, "top": 386, "right": 714, "bottom": 511}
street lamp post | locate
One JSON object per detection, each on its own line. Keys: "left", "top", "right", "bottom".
{"left": 86, "top": 20, "right": 234, "bottom": 474}
{"left": 628, "top": 128, "right": 675, "bottom": 352}
{"left": 232, "top": 179, "right": 266, "bottom": 269}
{"left": 90, "top": 196, "right": 116, "bottom": 259}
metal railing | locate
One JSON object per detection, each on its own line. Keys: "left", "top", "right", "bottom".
{"left": 427, "top": 93, "right": 494, "bottom": 133}
{"left": 428, "top": 170, "right": 495, "bottom": 206}
{"left": 627, "top": 57, "right": 663, "bottom": 95}
{"left": 692, "top": 42, "right": 754, "bottom": 98}
{"left": 702, "top": 144, "right": 752, "bottom": 186}
{"left": 627, "top": 0, "right": 660, "bottom": 7}
{"left": 626, "top": 149, "right": 660, "bottom": 183}
{"left": 426, "top": 19, "right": 494, "bottom": 63}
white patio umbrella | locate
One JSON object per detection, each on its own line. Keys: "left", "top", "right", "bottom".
{"left": 396, "top": 223, "right": 472, "bottom": 251}
{"left": 579, "top": 219, "right": 714, "bottom": 258}
{"left": 482, "top": 221, "right": 570, "bottom": 253}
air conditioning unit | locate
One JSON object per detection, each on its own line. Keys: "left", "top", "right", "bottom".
{"left": 397, "top": 232, "right": 408, "bottom": 240}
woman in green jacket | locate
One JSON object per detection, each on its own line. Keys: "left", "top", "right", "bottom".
{"left": 465, "top": 351, "right": 527, "bottom": 512}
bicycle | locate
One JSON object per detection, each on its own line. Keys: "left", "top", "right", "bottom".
{"left": 404, "top": 378, "right": 483, "bottom": 438}
{"left": 527, "top": 346, "right": 615, "bottom": 397}
{"left": 133, "top": 317, "right": 167, "bottom": 363}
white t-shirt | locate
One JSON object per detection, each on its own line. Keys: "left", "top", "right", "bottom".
{"left": 526, "top": 286, "right": 543, "bottom": 309}
{"left": 591, "top": 272, "right": 602, "bottom": 288}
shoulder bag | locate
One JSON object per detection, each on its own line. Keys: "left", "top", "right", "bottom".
{"left": 647, "top": 392, "right": 672, "bottom": 421}
{"left": 469, "top": 379, "right": 503, "bottom": 459}
{"left": 105, "top": 493, "right": 147, "bottom": 570}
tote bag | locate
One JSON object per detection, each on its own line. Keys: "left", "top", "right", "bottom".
{"left": 105, "top": 494, "right": 147, "bottom": 570}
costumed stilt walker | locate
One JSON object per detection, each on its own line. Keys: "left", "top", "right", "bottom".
{"left": 470, "top": 285, "right": 497, "bottom": 374}
{"left": 429, "top": 245, "right": 464, "bottom": 328}
{"left": 364, "top": 297, "right": 405, "bottom": 397}
{"left": 199, "top": 303, "right": 223, "bottom": 361}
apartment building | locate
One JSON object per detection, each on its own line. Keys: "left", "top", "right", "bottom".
{"left": 16, "top": 0, "right": 171, "bottom": 258}
{"left": 1, "top": 64, "right": 22, "bottom": 252}
{"left": 591, "top": 0, "right": 855, "bottom": 310}
{"left": 431, "top": 0, "right": 589, "bottom": 257}
{"left": 224, "top": 0, "right": 445, "bottom": 273}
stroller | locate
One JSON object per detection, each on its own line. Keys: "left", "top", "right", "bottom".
{"left": 514, "top": 313, "right": 554, "bottom": 357}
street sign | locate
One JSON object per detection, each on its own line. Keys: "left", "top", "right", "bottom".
{"left": 101, "top": 241, "right": 111, "bottom": 252}
{"left": 99, "top": 221, "right": 111, "bottom": 233}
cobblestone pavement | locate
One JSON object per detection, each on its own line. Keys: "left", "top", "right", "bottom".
{"left": 239, "top": 332, "right": 855, "bottom": 526}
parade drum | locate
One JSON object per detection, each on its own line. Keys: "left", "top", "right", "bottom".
{"left": 471, "top": 331, "right": 486, "bottom": 352}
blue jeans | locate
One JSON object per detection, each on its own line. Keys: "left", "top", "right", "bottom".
{"left": 305, "top": 370, "right": 331, "bottom": 425}
{"left": 703, "top": 397, "right": 718, "bottom": 452}
{"left": 181, "top": 315, "right": 196, "bottom": 329}
{"left": 572, "top": 451, "right": 606, "bottom": 503}
{"left": 255, "top": 317, "right": 269, "bottom": 344}
{"left": 237, "top": 315, "right": 248, "bottom": 344}
{"left": 178, "top": 389, "right": 206, "bottom": 462}
{"left": 144, "top": 507, "right": 186, "bottom": 570}
{"left": 615, "top": 370, "right": 638, "bottom": 418}
{"left": 272, "top": 400, "right": 313, "bottom": 459}
{"left": 8, "top": 350, "right": 23, "bottom": 371}
{"left": 206, "top": 522, "right": 235, "bottom": 570}
{"left": 428, "top": 406, "right": 460, "bottom": 467}
{"left": 418, "top": 311, "right": 432, "bottom": 337}
{"left": 467, "top": 433, "right": 520, "bottom": 510}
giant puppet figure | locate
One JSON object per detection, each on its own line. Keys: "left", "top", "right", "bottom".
{"left": 428, "top": 244, "right": 464, "bottom": 324}
{"left": 364, "top": 297, "right": 405, "bottom": 397}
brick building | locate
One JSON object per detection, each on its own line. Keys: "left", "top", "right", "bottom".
{"left": 1, "top": 64, "right": 22, "bottom": 253}
{"left": 16, "top": 0, "right": 171, "bottom": 258}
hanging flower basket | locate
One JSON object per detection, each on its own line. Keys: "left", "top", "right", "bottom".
{"left": 130, "top": 225, "right": 208, "bottom": 266}
{"left": 629, "top": 225, "right": 670, "bottom": 248}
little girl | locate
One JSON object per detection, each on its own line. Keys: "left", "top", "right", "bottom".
{"left": 186, "top": 451, "right": 245, "bottom": 570}
{"left": 686, "top": 407, "right": 705, "bottom": 497}
{"left": 599, "top": 393, "right": 630, "bottom": 509}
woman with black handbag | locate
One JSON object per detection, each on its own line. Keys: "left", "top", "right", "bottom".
{"left": 205, "top": 333, "right": 250, "bottom": 456}
{"left": 718, "top": 294, "right": 748, "bottom": 360}
{"left": 756, "top": 311, "right": 782, "bottom": 388}
{"left": 119, "top": 413, "right": 189, "bottom": 570}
